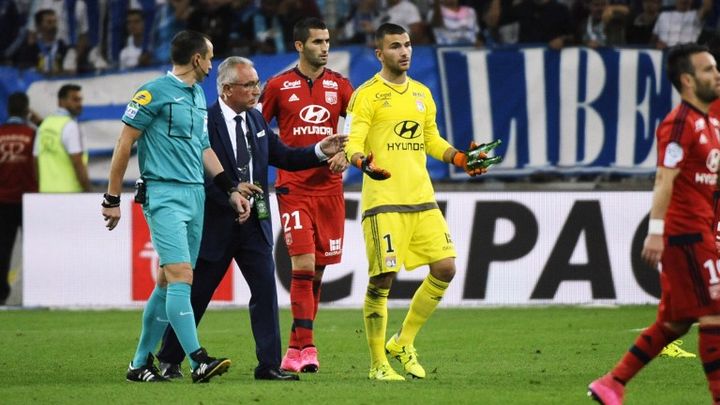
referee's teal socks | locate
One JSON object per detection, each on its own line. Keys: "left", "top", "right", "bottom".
{"left": 166, "top": 282, "right": 201, "bottom": 369}
{"left": 131, "top": 285, "right": 167, "bottom": 368}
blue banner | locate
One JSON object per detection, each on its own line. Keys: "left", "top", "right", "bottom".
{"left": 440, "top": 47, "right": 675, "bottom": 177}
{"left": 0, "top": 46, "right": 677, "bottom": 183}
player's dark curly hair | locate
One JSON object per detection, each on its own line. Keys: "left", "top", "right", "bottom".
{"left": 293, "top": 17, "right": 327, "bottom": 44}
{"left": 667, "top": 43, "right": 710, "bottom": 92}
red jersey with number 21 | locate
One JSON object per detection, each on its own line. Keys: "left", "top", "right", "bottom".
{"left": 657, "top": 101, "right": 720, "bottom": 235}
{"left": 260, "top": 67, "right": 353, "bottom": 196}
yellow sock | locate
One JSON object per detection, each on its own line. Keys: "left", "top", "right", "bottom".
{"left": 396, "top": 274, "right": 449, "bottom": 347}
{"left": 363, "top": 285, "right": 390, "bottom": 367}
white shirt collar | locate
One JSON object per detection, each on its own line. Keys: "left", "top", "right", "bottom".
{"left": 219, "top": 98, "right": 246, "bottom": 124}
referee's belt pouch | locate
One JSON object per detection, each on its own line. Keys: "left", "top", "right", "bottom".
{"left": 134, "top": 178, "right": 147, "bottom": 204}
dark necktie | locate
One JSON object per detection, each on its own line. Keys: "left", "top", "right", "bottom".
{"left": 234, "top": 115, "right": 250, "bottom": 182}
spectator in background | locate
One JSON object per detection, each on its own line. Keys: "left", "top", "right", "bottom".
{"left": 119, "top": 9, "right": 153, "bottom": 70}
{"left": 253, "top": 0, "right": 287, "bottom": 54}
{"left": 652, "top": 0, "right": 712, "bottom": 49}
{"left": 0, "top": 0, "right": 23, "bottom": 64}
{"left": 338, "top": 0, "right": 380, "bottom": 46}
{"left": 24, "top": 0, "right": 97, "bottom": 72}
{"left": 12, "top": 9, "right": 76, "bottom": 75}
{"left": 152, "top": 0, "right": 194, "bottom": 65}
{"left": 625, "top": 0, "right": 660, "bottom": 45}
{"left": 0, "top": 92, "right": 39, "bottom": 306}
{"left": 34, "top": 84, "right": 89, "bottom": 193}
{"left": 276, "top": 0, "right": 323, "bottom": 52}
{"left": 485, "top": 0, "right": 574, "bottom": 49}
{"left": 315, "top": 0, "right": 352, "bottom": 38}
{"left": 227, "top": 0, "right": 257, "bottom": 56}
{"left": 377, "top": 0, "right": 430, "bottom": 44}
{"left": 187, "top": 0, "right": 235, "bottom": 58}
{"left": 429, "top": 0, "right": 483, "bottom": 46}
{"left": 576, "top": 0, "right": 629, "bottom": 47}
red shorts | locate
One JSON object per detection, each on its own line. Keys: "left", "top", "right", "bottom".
{"left": 276, "top": 193, "right": 345, "bottom": 265}
{"left": 657, "top": 232, "right": 720, "bottom": 322}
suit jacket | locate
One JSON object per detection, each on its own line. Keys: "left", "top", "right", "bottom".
{"left": 199, "top": 101, "right": 324, "bottom": 262}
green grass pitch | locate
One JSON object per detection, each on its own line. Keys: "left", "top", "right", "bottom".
{"left": 1, "top": 306, "right": 709, "bottom": 404}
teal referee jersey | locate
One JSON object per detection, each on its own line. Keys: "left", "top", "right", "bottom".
{"left": 122, "top": 72, "right": 210, "bottom": 184}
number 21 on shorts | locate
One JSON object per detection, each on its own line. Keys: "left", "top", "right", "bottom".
{"left": 282, "top": 211, "right": 302, "bottom": 232}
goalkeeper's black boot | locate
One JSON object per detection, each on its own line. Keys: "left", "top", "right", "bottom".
{"left": 126, "top": 353, "right": 169, "bottom": 382}
{"left": 189, "top": 347, "right": 231, "bottom": 383}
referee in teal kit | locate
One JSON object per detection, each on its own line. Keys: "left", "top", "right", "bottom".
{"left": 101, "top": 30, "right": 250, "bottom": 383}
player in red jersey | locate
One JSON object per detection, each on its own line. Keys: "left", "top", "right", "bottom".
{"left": 258, "top": 17, "right": 353, "bottom": 373}
{"left": 0, "top": 92, "right": 39, "bottom": 305}
{"left": 588, "top": 43, "right": 720, "bottom": 405}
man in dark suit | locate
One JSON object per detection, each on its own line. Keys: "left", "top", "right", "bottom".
{"left": 155, "top": 56, "right": 347, "bottom": 381}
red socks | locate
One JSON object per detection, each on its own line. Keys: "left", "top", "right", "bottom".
{"left": 700, "top": 325, "right": 720, "bottom": 402}
{"left": 611, "top": 322, "right": 678, "bottom": 383}
{"left": 313, "top": 277, "right": 322, "bottom": 319}
{"left": 289, "top": 270, "right": 315, "bottom": 348}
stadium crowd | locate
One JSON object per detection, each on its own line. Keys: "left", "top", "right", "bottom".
{"left": 2, "top": 0, "right": 720, "bottom": 76}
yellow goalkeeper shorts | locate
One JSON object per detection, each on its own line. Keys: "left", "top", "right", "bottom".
{"left": 362, "top": 208, "right": 456, "bottom": 277}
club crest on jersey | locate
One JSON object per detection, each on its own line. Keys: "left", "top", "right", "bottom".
{"left": 701, "top": 134, "right": 708, "bottom": 144}
{"left": 664, "top": 142, "right": 683, "bottom": 168}
{"left": 385, "top": 255, "right": 397, "bottom": 268}
{"left": 285, "top": 233, "right": 293, "bottom": 246}
{"left": 695, "top": 118, "right": 706, "bottom": 132}
{"left": 416, "top": 100, "right": 425, "bottom": 112}
{"left": 325, "top": 91, "right": 337, "bottom": 105}
{"left": 288, "top": 94, "right": 299, "bottom": 102}
{"left": 707, "top": 148, "right": 720, "bottom": 172}
{"left": 322, "top": 79, "right": 338, "bottom": 89}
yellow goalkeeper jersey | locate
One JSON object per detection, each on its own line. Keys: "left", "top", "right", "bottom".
{"left": 345, "top": 73, "right": 452, "bottom": 217}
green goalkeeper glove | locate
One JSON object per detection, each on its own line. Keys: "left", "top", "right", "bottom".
{"left": 354, "top": 152, "right": 391, "bottom": 180}
{"left": 452, "top": 140, "right": 503, "bottom": 176}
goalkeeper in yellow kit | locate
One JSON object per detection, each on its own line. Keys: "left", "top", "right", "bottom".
{"left": 344, "top": 22, "right": 494, "bottom": 381}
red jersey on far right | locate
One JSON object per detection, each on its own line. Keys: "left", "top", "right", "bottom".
{"left": 657, "top": 101, "right": 720, "bottom": 235}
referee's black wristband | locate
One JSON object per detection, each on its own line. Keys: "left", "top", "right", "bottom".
{"left": 102, "top": 193, "right": 120, "bottom": 208}
{"left": 213, "top": 171, "right": 235, "bottom": 195}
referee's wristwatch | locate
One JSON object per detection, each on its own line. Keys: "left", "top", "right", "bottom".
{"left": 102, "top": 193, "right": 121, "bottom": 208}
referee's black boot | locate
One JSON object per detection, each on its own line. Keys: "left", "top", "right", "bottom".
{"left": 189, "top": 347, "right": 231, "bottom": 383}
{"left": 126, "top": 353, "right": 169, "bottom": 383}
